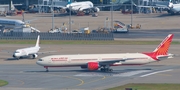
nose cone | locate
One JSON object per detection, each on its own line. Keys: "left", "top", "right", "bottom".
{"left": 13, "top": 53, "right": 16, "bottom": 57}
{"left": 13, "top": 53, "right": 19, "bottom": 57}
{"left": 36, "top": 58, "right": 44, "bottom": 66}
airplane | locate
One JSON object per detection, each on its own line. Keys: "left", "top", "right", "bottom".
{"left": 39, "top": 1, "right": 100, "bottom": 14}
{"left": 167, "top": 0, "right": 180, "bottom": 14}
{"left": 139, "top": 0, "right": 180, "bottom": 15}
{"left": 65, "top": 1, "right": 100, "bottom": 14}
{"left": 0, "top": 18, "right": 27, "bottom": 29}
{"left": 36, "top": 34, "right": 174, "bottom": 72}
{"left": 0, "top": 18, "right": 41, "bottom": 32}
{"left": 13, "top": 35, "right": 40, "bottom": 60}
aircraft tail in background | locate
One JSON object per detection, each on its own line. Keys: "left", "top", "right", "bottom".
{"left": 35, "top": 35, "right": 40, "bottom": 47}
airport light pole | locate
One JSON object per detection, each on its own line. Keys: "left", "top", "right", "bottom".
{"left": 111, "top": 1, "right": 114, "bottom": 29}
{"left": 69, "top": 5, "right": 72, "bottom": 33}
{"left": 52, "top": 0, "right": 54, "bottom": 30}
{"left": 131, "top": 0, "right": 133, "bottom": 26}
{"left": 138, "top": 0, "right": 140, "bottom": 14}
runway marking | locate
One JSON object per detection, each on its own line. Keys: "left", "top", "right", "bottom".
{"left": 82, "top": 76, "right": 106, "bottom": 85}
{"left": 31, "top": 72, "right": 85, "bottom": 88}
{"left": 61, "top": 76, "right": 84, "bottom": 86}
{"left": 75, "top": 70, "right": 151, "bottom": 77}
{"left": 140, "top": 69, "right": 173, "bottom": 77}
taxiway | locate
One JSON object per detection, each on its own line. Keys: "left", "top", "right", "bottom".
{"left": 0, "top": 45, "right": 180, "bottom": 90}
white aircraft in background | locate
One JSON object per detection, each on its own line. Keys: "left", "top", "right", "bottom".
{"left": 13, "top": 35, "right": 40, "bottom": 60}
{"left": 37, "top": 34, "right": 174, "bottom": 72}
{"left": 0, "top": 18, "right": 27, "bottom": 29}
{"left": 40, "top": 1, "right": 100, "bottom": 14}
{"left": 168, "top": 1, "right": 180, "bottom": 14}
{"left": 0, "top": 18, "right": 40, "bottom": 32}
{"left": 65, "top": 1, "right": 100, "bottom": 14}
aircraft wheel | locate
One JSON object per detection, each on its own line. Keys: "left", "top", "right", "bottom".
{"left": 19, "top": 57, "right": 23, "bottom": 59}
{"left": 109, "top": 69, "right": 113, "bottom": 72}
{"left": 100, "top": 68, "right": 105, "bottom": 71}
{"left": 104, "top": 68, "right": 109, "bottom": 72}
{"left": 16, "top": 57, "right": 20, "bottom": 60}
{"left": 32, "top": 55, "right": 35, "bottom": 59}
{"left": 45, "top": 67, "right": 49, "bottom": 72}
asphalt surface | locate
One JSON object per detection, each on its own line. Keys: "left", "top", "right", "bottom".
{"left": 0, "top": 64, "right": 180, "bottom": 90}
{"left": 114, "top": 29, "right": 180, "bottom": 41}
{"left": 2, "top": 11, "right": 180, "bottom": 31}
{"left": 2, "top": 12, "right": 180, "bottom": 41}
{"left": 0, "top": 45, "right": 180, "bottom": 90}
{"left": 0, "top": 12, "right": 180, "bottom": 90}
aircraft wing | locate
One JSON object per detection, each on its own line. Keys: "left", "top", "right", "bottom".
{"left": 137, "top": 5, "right": 168, "bottom": 8}
{"left": 157, "top": 53, "right": 174, "bottom": 60}
{"left": 97, "top": 58, "right": 132, "bottom": 65}
{"left": 95, "top": 4, "right": 121, "bottom": 7}
{"left": 37, "top": 51, "right": 57, "bottom": 54}
{"left": 38, "top": 5, "right": 67, "bottom": 9}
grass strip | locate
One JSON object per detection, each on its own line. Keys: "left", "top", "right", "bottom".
{"left": 0, "top": 40, "right": 180, "bottom": 45}
{"left": 107, "top": 83, "right": 180, "bottom": 90}
{"left": 0, "top": 80, "right": 8, "bottom": 87}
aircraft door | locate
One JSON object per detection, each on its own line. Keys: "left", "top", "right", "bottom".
{"left": 68, "top": 57, "right": 71, "bottom": 63}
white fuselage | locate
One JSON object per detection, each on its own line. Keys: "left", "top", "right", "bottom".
{"left": 37, "top": 53, "right": 155, "bottom": 67}
{"left": 66, "top": 1, "right": 93, "bottom": 11}
{"left": 0, "top": 19, "right": 25, "bottom": 29}
{"left": 170, "top": 4, "right": 180, "bottom": 12}
{"left": 13, "top": 46, "right": 40, "bottom": 57}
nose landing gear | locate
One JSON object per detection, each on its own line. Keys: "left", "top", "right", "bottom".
{"left": 44, "top": 66, "right": 49, "bottom": 72}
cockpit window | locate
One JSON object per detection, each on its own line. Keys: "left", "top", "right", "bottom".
{"left": 39, "top": 59, "right": 43, "bottom": 61}
{"left": 15, "top": 51, "right": 20, "bottom": 53}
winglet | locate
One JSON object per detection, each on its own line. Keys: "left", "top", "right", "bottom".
{"left": 143, "top": 34, "right": 174, "bottom": 60}
{"left": 35, "top": 35, "right": 40, "bottom": 47}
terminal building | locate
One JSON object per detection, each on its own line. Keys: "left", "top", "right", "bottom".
{"left": 0, "top": 0, "right": 177, "bottom": 12}
{"left": 0, "top": 0, "right": 174, "bottom": 6}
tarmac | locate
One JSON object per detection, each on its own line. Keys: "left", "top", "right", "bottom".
{"left": 1, "top": 11, "right": 180, "bottom": 32}
{"left": 0, "top": 11, "right": 180, "bottom": 90}
{"left": 0, "top": 45, "right": 180, "bottom": 90}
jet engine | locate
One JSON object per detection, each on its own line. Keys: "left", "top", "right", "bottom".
{"left": 87, "top": 62, "right": 99, "bottom": 70}
{"left": 93, "top": 7, "right": 100, "bottom": 12}
{"left": 32, "top": 54, "right": 38, "bottom": 59}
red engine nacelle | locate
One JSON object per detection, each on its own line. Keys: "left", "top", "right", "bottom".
{"left": 87, "top": 62, "right": 99, "bottom": 70}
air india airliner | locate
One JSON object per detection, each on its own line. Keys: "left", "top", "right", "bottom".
{"left": 37, "top": 34, "right": 174, "bottom": 72}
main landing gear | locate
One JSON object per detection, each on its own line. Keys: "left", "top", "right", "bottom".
{"left": 44, "top": 66, "right": 49, "bottom": 72}
{"left": 100, "top": 65, "right": 113, "bottom": 72}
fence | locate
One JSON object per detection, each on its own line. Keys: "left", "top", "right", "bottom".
{"left": 0, "top": 32, "right": 114, "bottom": 40}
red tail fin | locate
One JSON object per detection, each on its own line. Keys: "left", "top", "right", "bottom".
{"left": 153, "top": 34, "right": 173, "bottom": 55}
{"left": 143, "top": 34, "right": 173, "bottom": 60}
